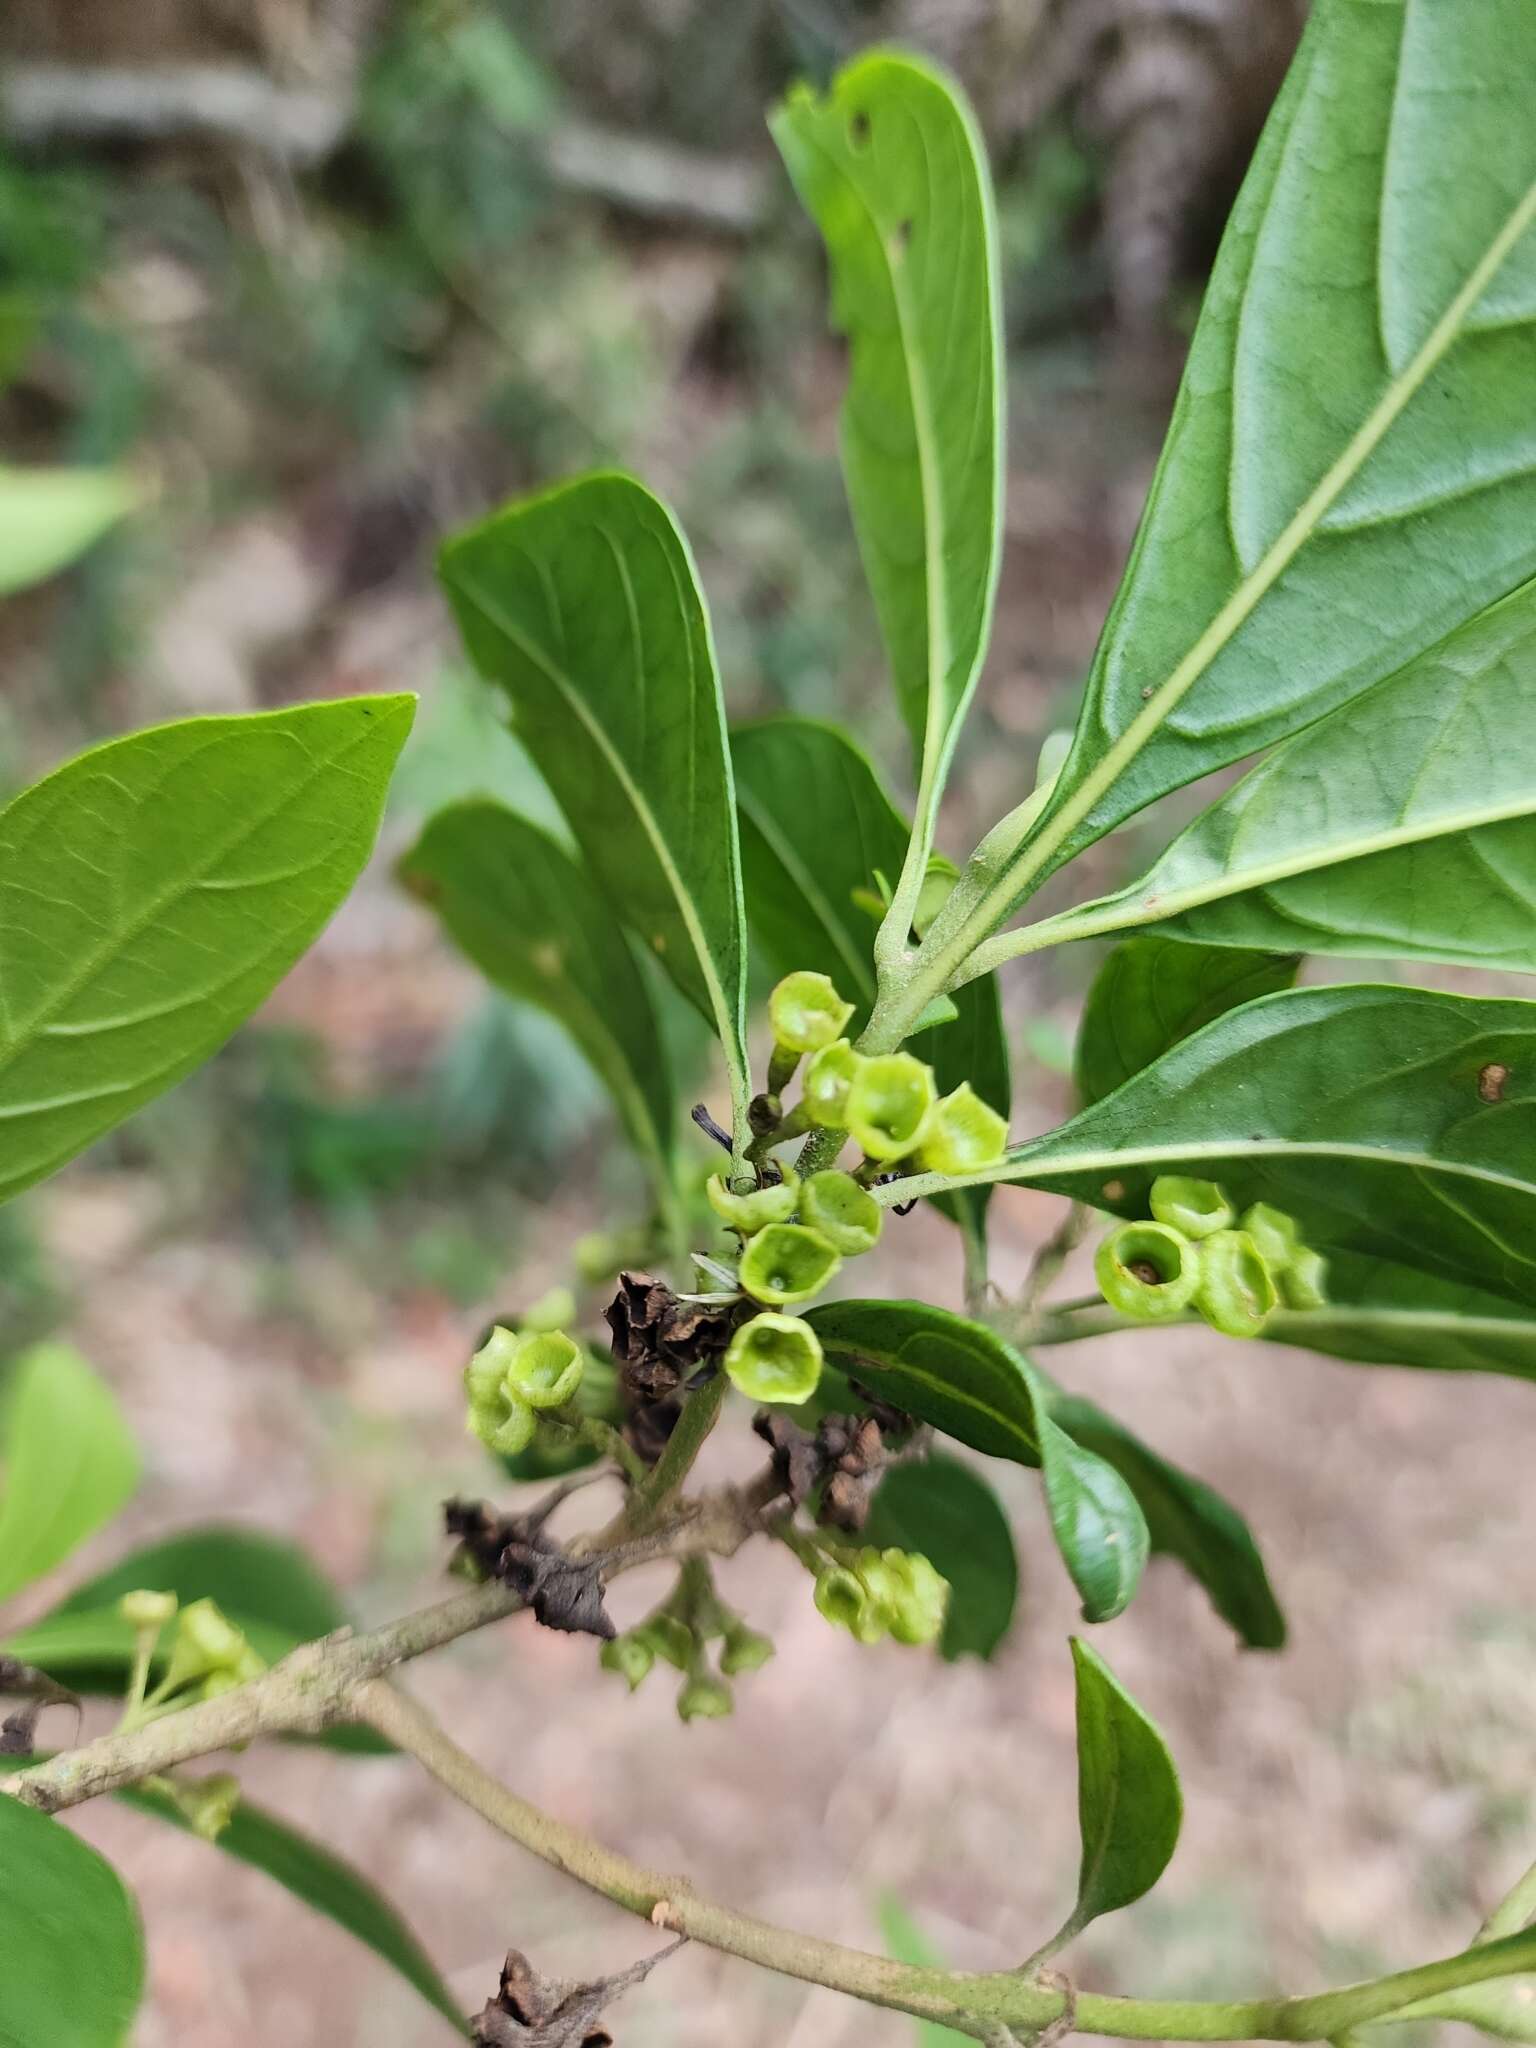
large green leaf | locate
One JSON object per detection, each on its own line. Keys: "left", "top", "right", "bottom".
{"left": 1073, "top": 938, "right": 1298, "bottom": 1106}
{"left": 1013, "top": 584, "right": 1536, "bottom": 976}
{"left": 0, "top": 1346, "right": 139, "bottom": 1604}
{"left": 894, "top": 985, "right": 1536, "bottom": 1309}
{"left": 0, "top": 1793, "right": 143, "bottom": 2045}
{"left": 1060, "top": 1639, "right": 1181, "bottom": 1943}
{"left": 936, "top": 0, "right": 1536, "bottom": 952}
{"left": 0, "top": 464, "right": 138, "bottom": 598}
{"left": 771, "top": 52, "right": 1003, "bottom": 862}
{"left": 1264, "top": 1251, "right": 1536, "bottom": 1381}
{"left": 400, "top": 800, "right": 674, "bottom": 1170}
{"left": 118, "top": 1788, "right": 462, "bottom": 2032}
{"left": 439, "top": 473, "right": 749, "bottom": 1140}
{"left": 807, "top": 1299, "right": 1147, "bottom": 1620}
{"left": 0, "top": 698, "right": 414, "bottom": 1206}
{"left": 863, "top": 1454, "right": 1018, "bottom": 1661}
{"left": 1048, "top": 1394, "right": 1285, "bottom": 1651}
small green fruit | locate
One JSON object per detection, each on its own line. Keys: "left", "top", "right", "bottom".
{"left": 677, "top": 1672, "right": 734, "bottom": 1722}
{"left": 720, "top": 1622, "right": 775, "bottom": 1675}
{"left": 600, "top": 1632, "right": 655, "bottom": 1692}
{"left": 634, "top": 1613, "right": 694, "bottom": 1670}
{"left": 845, "top": 1052, "right": 937, "bottom": 1161}
{"left": 1196, "top": 1228, "right": 1280, "bottom": 1338}
{"left": 1095, "top": 1220, "right": 1201, "bottom": 1321}
{"left": 814, "top": 1563, "right": 886, "bottom": 1644}
{"left": 917, "top": 1082, "right": 1008, "bottom": 1176}
{"left": 117, "top": 1589, "right": 177, "bottom": 1632}
{"left": 1279, "top": 1243, "right": 1329, "bottom": 1312}
{"left": 803, "top": 1039, "right": 864, "bottom": 1128}
{"left": 738, "top": 1224, "right": 842, "bottom": 1308}
{"left": 799, "top": 1170, "right": 882, "bottom": 1254}
{"left": 1149, "top": 1175, "right": 1233, "bottom": 1240}
{"left": 769, "top": 971, "right": 855, "bottom": 1053}
{"left": 506, "top": 1331, "right": 585, "bottom": 1411}
{"left": 1241, "top": 1202, "right": 1302, "bottom": 1271}
{"left": 877, "top": 1549, "right": 950, "bottom": 1647}
{"left": 724, "top": 1311, "right": 825, "bottom": 1404}
{"left": 707, "top": 1165, "right": 800, "bottom": 1234}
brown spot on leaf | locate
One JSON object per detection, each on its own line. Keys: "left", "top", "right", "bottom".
{"left": 1479, "top": 1061, "right": 1510, "bottom": 1103}
{"left": 1102, "top": 1179, "right": 1126, "bottom": 1202}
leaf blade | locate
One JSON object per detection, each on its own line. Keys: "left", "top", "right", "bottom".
{"left": 0, "top": 1346, "right": 139, "bottom": 1604}
{"left": 0, "top": 1792, "right": 144, "bottom": 2046}
{"left": 0, "top": 464, "right": 138, "bottom": 597}
{"left": 1067, "top": 1638, "right": 1182, "bottom": 1936}
{"left": 1074, "top": 939, "right": 1298, "bottom": 1106}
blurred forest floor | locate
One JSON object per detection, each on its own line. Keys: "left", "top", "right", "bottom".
{"left": 4, "top": 5, "right": 1536, "bottom": 2044}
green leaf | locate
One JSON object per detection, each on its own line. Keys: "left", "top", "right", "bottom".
{"left": 0, "top": 464, "right": 138, "bottom": 597}
{"left": 1063, "top": 1638, "right": 1182, "bottom": 1939}
{"left": 0, "top": 1346, "right": 139, "bottom": 1604}
{"left": 1048, "top": 1394, "right": 1285, "bottom": 1650}
{"left": 961, "top": 0, "right": 1536, "bottom": 932}
{"left": 439, "top": 473, "right": 749, "bottom": 1139}
{"left": 117, "top": 1788, "right": 462, "bottom": 2032}
{"left": 863, "top": 1454, "right": 1019, "bottom": 1661}
{"left": 771, "top": 52, "right": 1003, "bottom": 819}
{"left": 400, "top": 800, "right": 674, "bottom": 1170}
{"left": 1264, "top": 1251, "right": 1536, "bottom": 1382}
{"left": 1031, "top": 584, "right": 1536, "bottom": 975}
{"left": 876, "top": 1895, "right": 971, "bottom": 2047}
{"left": 807, "top": 1299, "right": 1148, "bottom": 1620}
{"left": 0, "top": 698, "right": 415, "bottom": 1206}
{"left": 897, "top": 985, "right": 1536, "bottom": 1310}
{"left": 0, "top": 1793, "right": 144, "bottom": 2045}
{"left": 1074, "top": 938, "right": 1299, "bottom": 1106}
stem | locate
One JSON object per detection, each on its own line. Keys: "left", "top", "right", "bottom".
{"left": 795, "top": 1125, "right": 848, "bottom": 1177}
{"left": 628, "top": 1371, "right": 729, "bottom": 1532}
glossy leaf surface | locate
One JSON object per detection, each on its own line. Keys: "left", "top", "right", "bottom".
{"left": 1066, "top": 1639, "right": 1182, "bottom": 1936}
{"left": 0, "top": 1346, "right": 139, "bottom": 1604}
{"left": 1074, "top": 938, "right": 1297, "bottom": 1106}
{"left": 1264, "top": 1251, "right": 1536, "bottom": 1381}
{"left": 863, "top": 1453, "right": 1018, "bottom": 1660}
{"left": 0, "top": 1793, "right": 143, "bottom": 2045}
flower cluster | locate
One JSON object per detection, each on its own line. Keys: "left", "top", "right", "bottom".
{"left": 464, "top": 1324, "right": 586, "bottom": 1457}
{"left": 600, "top": 1568, "right": 775, "bottom": 1722}
{"left": 811, "top": 1544, "right": 949, "bottom": 1648}
{"left": 1095, "top": 1177, "right": 1327, "bottom": 1340}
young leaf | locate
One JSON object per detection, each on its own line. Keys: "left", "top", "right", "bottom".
{"left": 1074, "top": 939, "right": 1298, "bottom": 1106}
{"left": 895, "top": 984, "right": 1536, "bottom": 1310}
{"left": 117, "top": 1788, "right": 462, "bottom": 2032}
{"left": 807, "top": 1299, "right": 1148, "bottom": 1620}
{"left": 771, "top": 53, "right": 1003, "bottom": 852}
{"left": 0, "top": 463, "right": 138, "bottom": 597}
{"left": 876, "top": 1895, "right": 972, "bottom": 2047}
{"left": 0, "top": 698, "right": 414, "bottom": 1207}
{"left": 0, "top": 1792, "right": 144, "bottom": 2045}
{"left": 1021, "top": 583, "right": 1536, "bottom": 976}
{"left": 0, "top": 1346, "right": 139, "bottom": 1605}
{"left": 401, "top": 800, "right": 675, "bottom": 1171}
{"left": 863, "top": 1454, "right": 1019, "bottom": 1661}
{"left": 1049, "top": 1394, "right": 1285, "bottom": 1651}
{"left": 1059, "top": 1639, "right": 1181, "bottom": 1945}
{"left": 1263, "top": 1251, "right": 1536, "bottom": 1382}
{"left": 439, "top": 472, "right": 749, "bottom": 1140}
{"left": 954, "top": 0, "right": 1536, "bottom": 938}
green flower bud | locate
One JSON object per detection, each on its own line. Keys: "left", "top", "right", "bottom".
{"left": 1241, "top": 1202, "right": 1302, "bottom": 1271}
{"left": 706, "top": 1166, "right": 800, "bottom": 1235}
{"left": 1095, "top": 1220, "right": 1201, "bottom": 1321}
{"left": 720, "top": 1622, "right": 775, "bottom": 1675}
{"left": 523, "top": 1285, "right": 577, "bottom": 1334}
{"left": 634, "top": 1613, "right": 693, "bottom": 1671}
{"left": 917, "top": 1083, "right": 1008, "bottom": 1177}
{"left": 803, "top": 1039, "right": 865, "bottom": 1128}
{"left": 677, "top": 1671, "right": 735, "bottom": 1722}
{"left": 166, "top": 1771, "right": 241, "bottom": 1844}
{"left": 845, "top": 1053, "right": 938, "bottom": 1162}
{"left": 1196, "top": 1228, "right": 1279, "bottom": 1339}
{"left": 117, "top": 1589, "right": 177, "bottom": 1632}
{"left": 600, "top": 1632, "right": 655, "bottom": 1692}
{"left": 1149, "top": 1175, "right": 1234, "bottom": 1240}
{"left": 162, "top": 1600, "right": 264, "bottom": 1697}
{"left": 724, "top": 1310, "right": 825, "bottom": 1404}
{"left": 505, "top": 1330, "right": 584, "bottom": 1412}
{"left": 799, "top": 1170, "right": 882, "bottom": 1255}
{"left": 769, "top": 971, "right": 855, "bottom": 1054}
{"left": 738, "top": 1225, "right": 842, "bottom": 1308}
{"left": 813, "top": 1563, "right": 887, "bottom": 1644}
{"left": 877, "top": 1549, "right": 950, "bottom": 1648}
{"left": 1278, "top": 1243, "right": 1329, "bottom": 1312}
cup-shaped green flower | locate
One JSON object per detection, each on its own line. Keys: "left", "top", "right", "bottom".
{"left": 118, "top": 1588, "right": 177, "bottom": 1632}
{"left": 1196, "top": 1228, "right": 1279, "bottom": 1338}
{"left": 1241, "top": 1202, "right": 1302, "bottom": 1271}
{"left": 724, "top": 1310, "right": 825, "bottom": 1403}
{"left": 168, "top": 1772, "right": 242, "bottom": 1844}
{"left": 845, "top": 1052, "right": 937, "bottom": 1161}
{"left": 1278, "top": 1243, "right": 1329, "bottom": 1312}
{"left": 800, "top": 1170, "right": 882, "bottom": 1255}
{"left": 465, "top": 1324, "right": 520, "bottom": 1412}
{"left": 161, "top": 1599, "right": 265, "bottom": 1697}
{"left": 707, "top": 1165, "right": 800, "bottom": 1235}
{"left": 877, "top": 1549, "right": 950, "bottom": 1647}
{"left": 917, "top": 1082, "right": 1008, "bottom": 1177}
{"left": 677, "top": 1671, "right": 734, "bottom": 1722}
{"left": 1149, "top": 1175, "right": 1233, "bottom": 1240}
{"left": 505, "top": 1330, "right": 584, "bottom": 1411}
{"left": 600, "top": 1632, "right": 655, "bottom": 1692}
{"left": 804, "top": 1039, "right": 865, "bottom": 1128}
{"left": 738, "top": 1225, "right": 842, "bottom": 1309}
{"left": 634, "top": 1612, "right": 694, "bottom": 1671}
{"left": 1095, "top": 1220, "right": 1201, "bottom": 1321}
{"left": 769, "top": 970, "right": 855, "bottom": 1054}
{"left": 720, "top": 1622, "right": 776, "bottom": 1675}
{"left": 813, "top": 1563, "right": 887, "bottom": 1644}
